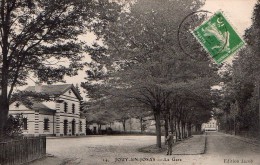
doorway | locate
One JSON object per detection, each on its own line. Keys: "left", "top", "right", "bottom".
{"left": 64, "top": 120, "right": 68, "bottom": 135}
{"left": 72, "top": 119, "right": 75, "bottom": 135}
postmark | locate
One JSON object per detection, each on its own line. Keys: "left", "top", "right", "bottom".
{"left": 177, "top": 10, "right": 213, "bottom": 59}
{"left": 192, "top": 11, "right": 245, "bottom": 64}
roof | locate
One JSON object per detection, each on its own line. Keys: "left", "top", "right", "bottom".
{"left": 31, "top": 102, "right": 56, "bottom": 114}
{"left": 25, "top": 84, "right": 82, "bottom": 100}
{"left": 31, "top": 102, "right": 50, "bottom": 110}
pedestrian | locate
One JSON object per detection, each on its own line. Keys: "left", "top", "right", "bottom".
{"left": 166, "top": 132, "right": 174, "bottom": 155}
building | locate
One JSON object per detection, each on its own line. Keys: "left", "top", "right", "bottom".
{"left": 87, "top": 117, "right": 157, "bottom": 134}
{"left": 9, "top": 84, "right": 86, "bottom": 136}
{"left": 202, "top": 118, "right": 218, "bottom": 132}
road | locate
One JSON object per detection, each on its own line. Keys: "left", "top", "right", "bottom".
{"left": 31, "top": 132, "right": 260, "bottom": 165}
{"left": 203, "top": 132, "right": 260, "bottom": 165}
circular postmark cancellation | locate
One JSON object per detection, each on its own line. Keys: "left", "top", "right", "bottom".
{"left": 177, "top": 10, "right": 214, "bottom": 59}
{"left": 178, "top": 10, "right": 245, "bottom": 64}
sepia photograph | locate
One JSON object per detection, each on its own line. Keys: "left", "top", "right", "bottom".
{"left": 0, "top": 0, "right": 259, "bottom": 165}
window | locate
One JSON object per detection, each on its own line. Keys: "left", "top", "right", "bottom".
{"left": 64, "top": 102, "right": 68, "bottom": 113}
{"left": 44, "top": 118, "right": 49, "bottom": 130}
{"left": 72, "top": 104, "right": 75, "bottom": 114}
{"left": 79, "top": 121, "right": 82, "bottom": 132}
{"left": 22, "top": 118, "right": 28, "bottom": 130}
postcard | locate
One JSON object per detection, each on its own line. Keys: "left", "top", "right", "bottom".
{"left": 0, "top": 0, "right": 259, "bottom": 165}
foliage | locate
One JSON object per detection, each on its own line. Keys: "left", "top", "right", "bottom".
{"left": 217, "top": 1, "right": 260, "bottom": 136}
{"left": 3, "top": 114, "right": 23, "bottom": 139}
{"left": 83, "top": 0, "right": 219, "bottom": 148}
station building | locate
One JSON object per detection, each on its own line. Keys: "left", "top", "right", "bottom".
{"left": 202, "top": 118, "right": 218, "bottom": 132}
{"left": 9, "top": 84, "right": 86, "bottom": 136}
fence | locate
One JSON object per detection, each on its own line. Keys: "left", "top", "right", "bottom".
{"left": 0, "top": 136, "right": 46, "bottom": 165}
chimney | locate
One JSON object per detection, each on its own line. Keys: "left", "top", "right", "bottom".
{"left": 35, "top": 81, "right": 42, "bottom": 93}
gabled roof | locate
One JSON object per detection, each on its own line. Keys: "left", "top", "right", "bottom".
{"left": 31, "top": 102, "right": 50, "bottom": 110}
{"left": 31, "top": 102, "right": 56, "bottom": 114}
{"left": 25, "top": 84, "right": 82, "bottom": 100}
{"left": 11, "top": 101, "right": 56, "bottom": 114}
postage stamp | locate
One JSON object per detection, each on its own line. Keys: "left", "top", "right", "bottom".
{"left": 192, "top": 11, "right": 245, "bottom": 64}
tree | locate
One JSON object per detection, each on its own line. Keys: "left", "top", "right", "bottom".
{"left": 217, "top": 1, "right": 260, "bottom": 136}
{"left": 245, "top": 1, "right": 260, "bottom": 135}
{"left": 0, "top": 0, "right": 121, "bottom": 137}
{"left": 85, "top": 0, "right": 219, "bottom": 148}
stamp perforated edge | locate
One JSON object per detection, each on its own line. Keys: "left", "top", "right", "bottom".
{"left": 191, "top": 10, "right": 246, "bottom": 64}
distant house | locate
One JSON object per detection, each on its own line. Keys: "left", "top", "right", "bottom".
{"left": 202, "top": 118, "right": 218, "bottom": 132}
{"left": 9, "top": 83, "right": 86, "bottom": 136}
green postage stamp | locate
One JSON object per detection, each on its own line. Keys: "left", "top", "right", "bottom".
{"left": 192, "top": 11, "right": 245, "bottom": 64}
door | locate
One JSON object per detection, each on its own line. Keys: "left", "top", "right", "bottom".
{"left": 72, "top": 119, "right": 75, "bottom": 135}
{"left": 64, "top": 120, "right": 68, "bottom": 135}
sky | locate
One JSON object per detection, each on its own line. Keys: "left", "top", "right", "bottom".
{"left": 202, "top": 0, "right": 256, "bottom": 35}
{"left": 22, "top": 0, "right": 257, "bottom": 97}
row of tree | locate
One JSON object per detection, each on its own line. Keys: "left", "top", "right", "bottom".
{"left": 215, "top": 1, "right": 260, "bottom": 137}
{"left": 82, "top": 0, "right": 220, "bottom": 148}
{"left": 4, "top": 0, "right": 256, "bottom": 148}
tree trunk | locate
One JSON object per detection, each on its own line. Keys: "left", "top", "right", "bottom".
{"left": 225, "top": 111, "right": 228, "bottom": 133}
{"left": 177, "top": 119, "right": 181, "bottom": 140}
{"left": 186, "top": 123, "right": 189, "bottom": 137}
{"left": 175, "top": 120, "right": 178, "bottom": 139}
{"left": 181, "top": 121, "right": 184, "bottom": 139}
{"left": 199, "top": 124, "right": 201, "bottom": 132}
{"left": 98, "top": 124, "right": 102, "bottom": 134}
{"left": 0, "top": 80, "right": 9, "bottom": 139}
{"left": 154, "top": 112, "right": 161, "bottom": 148}
{"left": 0, "top": 101, "right": 9, "bottom": 139}
{"left": 0, "top": 3, "right": 11, "bottom": 139}
{"left": 182, "top": 122, "right": 185, "bottom": 138}
{"left": 164, "top": 115, "right": 168, "bottom": 145}
{"left": 129, "top": 118, "right": 132, "bottom": 133}
{"left": 183, "top": 122, "right": 187, "bottom": 138}
{"left": 234, "top": 116, "right": 236, "bottom": 135}
{"left": 181, "top": 121, "right": 185, "bottom": 139}
{"left": 187, "top": 122, "right": 192, "bottom": 137}
{"left": 179, "top": 121, "right": 182, "bottom": 139}
{"left": 122, "top": 119, "right": 126, "bottom": 132}
{"left": 258, "top": 83, "right": 260, "bottom": 136}
{"left": 169, "top": 110, "right": 174, "bottom": 133}
{"left": 140, "top": 117, "right": 143, "bottom": 133}
{"left": 181, "top": 122, "right": 184, "bottom": 139}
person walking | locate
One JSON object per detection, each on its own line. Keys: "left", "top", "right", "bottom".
{"left": 166, "top": 132, "right": 174, "bottom": 155}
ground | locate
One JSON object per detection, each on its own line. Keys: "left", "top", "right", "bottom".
{"left": 30, "top": 132, "right": 260, "bottom": 165}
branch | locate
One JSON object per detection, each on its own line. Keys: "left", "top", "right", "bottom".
{"left": 7, "top": 25, "right": 54, "bottom": 101}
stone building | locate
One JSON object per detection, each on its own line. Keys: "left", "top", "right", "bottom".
{"left": 9, "top": 84, "right": 86, "bottom": 136}
{"left": 202, "top": 118, "right": 218, "bottom": 132}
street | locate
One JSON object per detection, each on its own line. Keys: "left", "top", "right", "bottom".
{"left": 203, "top": 132, "right": 260, "bottom": 165}
{"left": 31, "top": 132, "right": 260, "bottom": 165}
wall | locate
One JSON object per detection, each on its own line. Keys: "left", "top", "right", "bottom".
{"left": 57, "top": 89, "right": 85, "bottom": 136}
{"left": 38, "top": 113, "right": 55, "bottom": 135}
{"left": 9, "top": 101, "right": 35, "bottom": 135}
